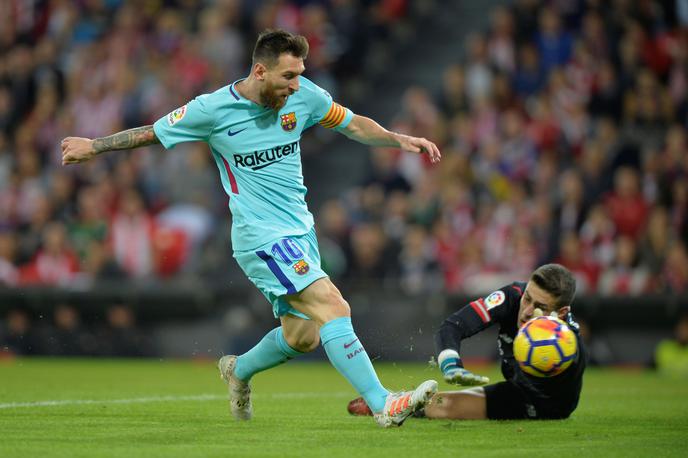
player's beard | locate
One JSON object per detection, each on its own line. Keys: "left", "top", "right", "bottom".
{"left": 260, "top": 81, "right": 288, "bottom": 111}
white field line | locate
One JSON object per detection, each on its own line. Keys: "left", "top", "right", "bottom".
{"left": 0, "top": 392, "right": 351, "bottom": 410}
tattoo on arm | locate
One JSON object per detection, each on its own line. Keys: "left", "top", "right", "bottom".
{"left": 92, "top": 125, "right": 160, "bottom": 154}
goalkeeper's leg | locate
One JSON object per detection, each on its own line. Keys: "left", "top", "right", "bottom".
{"left": 348, "top": 388, "right": 487, "bottom": 420}
{"left": 422, "top": 388, "right": 487, "bottom": 419}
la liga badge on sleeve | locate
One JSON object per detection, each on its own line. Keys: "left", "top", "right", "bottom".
{"left": 167, "top": 105, "right": 187, "bottom": 126}
{"left": 485, "top": 290, "right": 506, "bottom": 309}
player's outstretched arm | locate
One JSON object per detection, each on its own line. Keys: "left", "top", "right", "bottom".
{"left": 340, "top": 115, "right": 441, "bottom": 163}
{"left": 61, "top": 125, "right": 160, "bottom": 165}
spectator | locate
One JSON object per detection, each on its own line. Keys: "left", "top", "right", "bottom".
{"left": 437, "top": 65, "right": 469, "bottom": 118}
{"left": 0, "top": 230, "right": 19, "bottom": 286}
{"left": 316, "top": 200, "right": 350, "bottom": 280}
{"left": 604, "top": 166, "right": 649, "bottom": 240}
{"left": 598, "top": 235, "right": 649, "bottom": 295}
{"left": 397, "top": 225, "right": 442, "bottom": 295}
{"left": 487, "top": 6, "right": 516, "bottom": 74}
{"left": 21, "top": 221, "right": 80, "bottom": 286}
{"left": 535, "top": 7, "right": 573, "bottom": 75}
{"left": 499, "top": 109, "right": 537, "bottom": 180}
{"left": 588, "top": 60, "right": 622, "bottom": 121}
{"left": 0, "top": 309, "right": 38, "bottom": 356}
{"left": 344, "top": 222, "right": 395, "bottom": 287}
{"left": 639, "top": 206, "right": 671, "bottom": 286}
{"left": 69, "top": 185, "right": 108, "bottom": 267}
{"left": 552, "top": 169, "right": 588, "bottom": 249}
{"left": 579, "top": 204, "right": 616, "bottom": 269}
{"left": 513, "top": 43, "right": 544, "bottom": 97}
{"left": 110, "top": 189, "right": 155, "bottom": 279}
{"left": 555, "top": 231, "right": 600, "bottom": 294}
{"left": 661, "top": 240, "right": 688, "bottom": 293}
{"left": 16, "top": 191, "right": 53, "bottom": 265}
{"left": 97, "top": 304, "right": 152, "bottom": 357}
{"left": 464, "top": 33, "right": 493, "bottom": 104}
{"left": 44, "top": 304, "right": 97, "bottom": 356}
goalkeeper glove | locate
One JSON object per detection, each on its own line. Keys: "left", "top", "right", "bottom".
{"left": 443, "top": 366, "right": 490, "bottom": 386}
{"left": 438, "top": 349, "right": 490, "bottom": 386}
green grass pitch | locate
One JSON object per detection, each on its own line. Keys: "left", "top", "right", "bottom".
{"left": 0, "top": 358, "right": 686, "bottom": 457}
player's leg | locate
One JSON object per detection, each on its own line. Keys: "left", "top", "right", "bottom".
{"left": 219, "top": 315, "right": 316, "bottom": 420}
{"left": 232, "top": 314, "right": 316, "bottom": 382}
{"left": 285, "top": 277, "right": 437, "bottom": 426}
{"left": 423, "top": 388, "right": 487, "bottom": 419}
{"left": 285, "top": 277, "right": 389, "bottom": 410}
{"left": 279, "top": 313, "right": 320, "bottom": 352}
{"left": 221, "top": 229, "right": 337, "bottom": 420}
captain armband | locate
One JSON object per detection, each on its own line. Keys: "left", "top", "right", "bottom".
{"left": 319, "top": 103, "right": 348, "bottom": 129}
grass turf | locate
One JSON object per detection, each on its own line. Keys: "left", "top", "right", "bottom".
{"left": 0, "top": 358, "right": 686, "bottom": 457}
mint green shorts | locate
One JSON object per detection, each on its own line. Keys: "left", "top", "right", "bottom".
{"left": 233, "top": 227, "right": 327, "bottom": 319}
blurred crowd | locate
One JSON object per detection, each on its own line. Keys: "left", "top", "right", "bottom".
{"left": 0, "top": 0, "right": 686, "bottom": 307}
{"left": 1, "top": 303, "right": 152, "bottom": 356}
{"left": 316, "top": 0, "right": 688, "bottom": 296}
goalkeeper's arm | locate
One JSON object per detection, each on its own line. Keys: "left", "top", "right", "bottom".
{"left": 434, "top": 301, "right": 494, "bottom": 386}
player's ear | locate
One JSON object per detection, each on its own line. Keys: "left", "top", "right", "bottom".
{"left": 557, "top": 306, "right": 570, "bottom": 320}
{"left": 253, "top": 62, "right": 267, "bottom": 81}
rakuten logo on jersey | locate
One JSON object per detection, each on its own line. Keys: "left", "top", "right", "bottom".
{"left": 233, "top": 141, "right": 299, "bottom": 171}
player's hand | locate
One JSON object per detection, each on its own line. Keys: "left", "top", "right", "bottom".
{"left": 61, "top": 137, "right": 97, "bottom": 165}
{"left": 397, "top": 134, "right": 441, "bottom": 164}
{"left": 443, "top": 367, "right": 490, "bottom": 386}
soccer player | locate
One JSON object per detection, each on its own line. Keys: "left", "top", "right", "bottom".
{"left": 348, "top": 264, "right": 586, "bottom": 420}
{"left": 61, "top": 29, "right": 440, "bottom": 427}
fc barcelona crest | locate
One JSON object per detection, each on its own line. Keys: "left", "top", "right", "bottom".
{"left": 293, "top": 259, "right": 309, "bottom": 275}
{"left": 280, "top": 112, "right": 297, "bottom": 131}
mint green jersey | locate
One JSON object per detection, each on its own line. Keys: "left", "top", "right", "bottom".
{"left": 153, "top": 76, "right": 353, "bottom": 251}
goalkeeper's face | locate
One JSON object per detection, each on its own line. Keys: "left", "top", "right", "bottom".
{"left": 260, "top": 54, "right": 304, "bottom": 110}
{"left": 517, "top": 282, "right": 566, "bottom": 328}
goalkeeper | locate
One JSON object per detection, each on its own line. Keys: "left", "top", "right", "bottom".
{"left": 348, "top": 264, "right": 587, "bottom": 420}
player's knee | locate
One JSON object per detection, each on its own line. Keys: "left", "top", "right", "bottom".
{"left": 285, "top": 329, "right": 320, "bottom": 353}
{"left": 314, "top": 282, "right": 350, "bottom": 317}
{"left": 327, "top": 288, "right": 350, "bottom": 317}
{"left": 295, "top": 334, "right": 320, "bottom": 353}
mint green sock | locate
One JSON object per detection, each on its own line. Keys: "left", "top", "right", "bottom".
{"left": 319, "top": 317, "right": 389, "bottom": 413}
{"left": 234, "top": 327, "right": 302, "bottom": 381}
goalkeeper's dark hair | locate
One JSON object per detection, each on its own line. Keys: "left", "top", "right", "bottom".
{"left": 252, "top": 29, "right": 309, "bottom": 68}
{"left": 530, "top": 264, "right": 576, "bottom": 309}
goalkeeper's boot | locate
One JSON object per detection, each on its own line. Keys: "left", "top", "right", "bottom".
{"left": 373, "top": 379, "right": 438, "bottom": 427}
{"left": 347, "top": 396, "right": 373, "bottom": 416}
{"left": 218, "top": 355, "right": 252, "bottom": 420}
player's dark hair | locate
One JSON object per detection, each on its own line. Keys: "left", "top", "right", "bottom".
{"left": 252, "top": 29, "right": 309, "bottom": 68}
{"left": 530, "top": 264, "right": 576, "bottom": 308}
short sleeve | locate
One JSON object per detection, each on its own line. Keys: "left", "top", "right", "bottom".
{"left": 153, "top": 95, "right": 215, "bottom": 149}
{"left": 318, "top": 101, "right": 353, "bottom": 130}
{"left": 301, "top": 78, "right": 353, "bottom": 130}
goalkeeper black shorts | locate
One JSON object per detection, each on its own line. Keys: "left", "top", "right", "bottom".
{"left": 484, "top": 381, "right": 574, "bottom": 420}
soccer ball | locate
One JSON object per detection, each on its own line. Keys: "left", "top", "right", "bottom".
{"left": 513, "top": 316, "right": 578, "bottom": 377}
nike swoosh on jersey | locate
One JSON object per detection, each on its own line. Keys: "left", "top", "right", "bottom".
{"left": 227, "top": 128, "right": 247, "bottom": 136}
{"left": 343, "top": 338, "right": 359, "bottom": 349}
